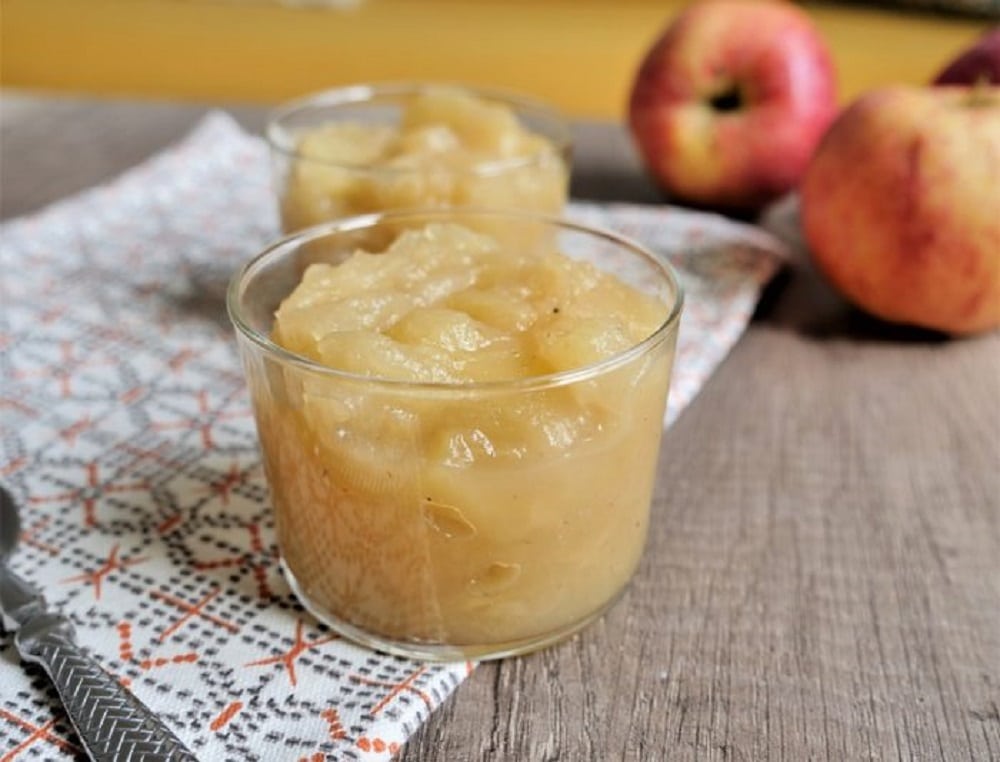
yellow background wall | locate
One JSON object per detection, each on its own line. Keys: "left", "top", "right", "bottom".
{"left": 1, "top": 0, "right": 991, "bottom": 118}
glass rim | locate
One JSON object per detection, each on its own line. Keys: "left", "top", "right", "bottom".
{"left": 265, "top": 81, "right": 574, "bottom": 177}
{"left": 226, "top": 207, "right": 684, "bottom": 394}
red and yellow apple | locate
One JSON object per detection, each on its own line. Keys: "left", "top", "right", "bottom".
{"left": 801, "top": 86, "right": 1000, "bottom": 335}
{"left": 628, "top": 0, "right": 837, "bottom": 211}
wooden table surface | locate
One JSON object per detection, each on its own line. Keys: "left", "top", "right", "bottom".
{"left": 2, "top": 92, "right": 998, "bottom": 761}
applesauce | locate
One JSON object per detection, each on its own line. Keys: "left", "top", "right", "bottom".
{"left": 268, "top": 84, "right": 572, "bottom": 233}
{"left": 228, "top": 210, "right": 683, "bottom": 659}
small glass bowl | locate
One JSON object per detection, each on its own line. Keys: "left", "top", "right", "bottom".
{"left": 227, "top": 208, "right": 682, "bottom": 661}
{"left": 267, "top": 82, "right": 573, "bottom": 233}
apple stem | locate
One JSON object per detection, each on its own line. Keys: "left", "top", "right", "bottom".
{"left": 967, "top": 74, "right": 997, "bottom": 107}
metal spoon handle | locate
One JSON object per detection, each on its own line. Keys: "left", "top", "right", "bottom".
{"left": 15, "top": 613, "right": 199, "bottom": 762}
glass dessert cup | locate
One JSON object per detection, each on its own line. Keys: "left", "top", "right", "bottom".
{"left": 267, "top": 82, "right": 573, "bottom": 233}
{"left": 227, "top": 209, "right": 683, "bottom": 661}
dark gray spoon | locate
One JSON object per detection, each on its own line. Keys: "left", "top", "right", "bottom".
{"left": 0, "top": 484, "right": 199, "bottom": 761}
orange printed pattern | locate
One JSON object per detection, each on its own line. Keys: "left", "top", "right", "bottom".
{"left": 321, "top": 708, "right": 348, "bottom": 741}
{"left": 209, "top": 701, "right": 243, "bottom": 731}
{"left": 0, "top": 454, "right": 28, "bottom": 478}
{"left": 61, "top": 545, "right": 149, "bottom": 599}
{"left": 150, "top": 588, "right": 240, "bottom": 641}
{"left": 244, "top": 619, "right": 337, "bottom": 687}
{"left": 18, "top": 517, "right": 59, "bottom": 556}
{"left": 116, "top": 620, "right": 198, "bottom": 673}
{"left": 352, "top": 666, "right": 433, "bottom": 715}
{"left": 152, "top": 389, "right": 252, "bottom": 449}
{"left": 0, "top": 710, "right": 80, "bottom": 761}
{"left": 30, "top": 462, "right": 150, "bottom": 527}
{"left": 357, "top": 737, "right": 401, "bottom": 756}
{"left": 191, "top": 521, "right": 274, "bottom": 599}
{"left": 13, "top": 340, "right": 112, "bottom": 398}
{"left": 58, "top": 415, "right": 93, "bottom": 446}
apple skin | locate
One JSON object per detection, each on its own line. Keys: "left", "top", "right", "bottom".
{"left": 800, "top": 86, "right": 1000, "bottom": 336}
{"left": 934, "top": 27, "right": 1000, "bottom": 86}
{"left": 628, "top": 0, "right": 838, "bottom": 211}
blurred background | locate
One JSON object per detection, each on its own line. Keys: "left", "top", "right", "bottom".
{"left": 1, "top": 0, "right": 995, "bottom": 119}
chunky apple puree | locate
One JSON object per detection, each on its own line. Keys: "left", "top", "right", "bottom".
{"left": 257, "top": 223, "right": 674, "bottom": 650}
{"left": 278, "top": 89, "right": 569, "bottom": 232}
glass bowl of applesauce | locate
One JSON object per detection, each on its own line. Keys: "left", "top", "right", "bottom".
{"left": 267, "top": 83, "right": 573, "bottom": 233}
{"left": 227, "top": 209, "right": 683, "bottom": 660}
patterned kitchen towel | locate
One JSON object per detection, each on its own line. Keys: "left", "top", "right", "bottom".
{"left": 0, "top": 112, "right": 784, "bottom": 761}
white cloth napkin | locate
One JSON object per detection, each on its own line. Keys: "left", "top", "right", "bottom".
{"left": 0, "top": 113, "right": 784, "bottom": 761}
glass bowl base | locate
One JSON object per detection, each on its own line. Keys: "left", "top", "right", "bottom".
{"left": 281, "top": 559, "right": 624, "bottom": 662}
